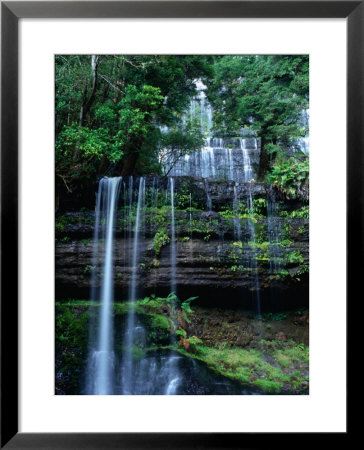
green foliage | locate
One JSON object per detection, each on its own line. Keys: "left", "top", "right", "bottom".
{"left": 150, "top": 314, "right": 170, "bottom": 330}
{"left": 153, "top": 229, "right": 170, "bottom": 255}
{"left": 56, "top": 123, "right": 123, "bottom": 163}
{"left": 252, "top": 198, "right": 267, "bottom": 217}
{"left": 280, "top": 239, "right": 293, "bottom": 248}
{"left": 130, "top": 346, "right": 146, "bottom": 361}
{"left": 55, "top": 304, "right": 89, "bottom": 393}
{"left": 207, "top": 55, "right": 309, "bottom": 177}
{"left": 83, "top": 264, "right": 95, "bottom": 274}
{"left": 56, "top": 55, "right": 213, "bottom": 192}
{"left": 138, "top": 293, "right": 173, "bottom": 309}
{"left": 181, "top": 296, "right": 199, "bottom": 314}
{"left": 55, "top": 215, "right": 67, "bottom": 232}
{"left": 188, "top": 336, "right": 203, "bottom": 345}
{"left": 280, "top": 206, "right": 309, "bottom": 219}
{"left": 296, "top": 265, "right": 309, "bottom": 276}
{"left": 56, "top": 300, "right": 309, "bottom": 394}
{"left": 285, "top": 250, "right": 304, "bottom": 265}
{"left": 267, "top": 156, "right": 309, "bottom": 200}
{"left": 180, "top": 296, "right": 199, "bottom": 324}
{"left": 219, "top": 199, "right": 266, "bottom": 222}
{"left": 176, "top": 329, "right": 187, "bottom": 339}
{"left": 175, "top": 192, "right": 192, "bottom": 209}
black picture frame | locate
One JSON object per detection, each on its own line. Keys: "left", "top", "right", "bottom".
{"left": 1, "top": 1, "right": 356, "bottom": 448}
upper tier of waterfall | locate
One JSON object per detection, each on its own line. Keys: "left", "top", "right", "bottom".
{"left": 167, "top": 137, "right": 260, "bottom": 182}
{"left": 162, "top": 80, "right": 308, "bottom": 180}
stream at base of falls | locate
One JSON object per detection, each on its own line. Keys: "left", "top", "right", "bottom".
{"left": 87, "top": 350, "right": 260, "bottom": 395}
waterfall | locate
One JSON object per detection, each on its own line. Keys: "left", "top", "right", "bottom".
{"left": 189, "top": 192, "right": 193, "bottom": 259}
{"left": 227, "top": 148, "right": 234, "bottom": 181}
{"left": 204, "top": 179, "right": 212, "bottom": 211}
{"left": 241, "top": 139, "right": 253, "bottom": 182}
{"left": 239, "top": 139, "right": 262, "bottom": 317}
{"left": 170, "top": 178, "right": 177, "bottom": 294}
{"left": 165, "top": 137, "right": 260, "bottom": 182}
{"left": 87, "top": 176, "right": 122, "bottom": 395}
{"left": 165, "top": 177, "right": 180, "bottom": 395}
{"left": 233, "top": 183, "right": 241, "bottom": 241}
{"left": 189, "top": 193, "right": 193, "bottom": 238}
{"left": 246, "top": 191, "right": 262, "bottom": 319}
{"left": 296, "top": 137, "right": 309, "bottom": 154}
{"left": 267, "top": 189, "right": 283, "bottom": 306}
{"left": 121, "top": 177, "right": 145, "bottom": 395}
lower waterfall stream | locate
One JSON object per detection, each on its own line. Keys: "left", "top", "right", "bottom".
{"left": 84, "top": 171, "right": 269, "bottom": 395}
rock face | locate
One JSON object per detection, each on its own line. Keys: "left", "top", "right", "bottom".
{"left": 56, "top": 177, "right": 309, "bottom": 310}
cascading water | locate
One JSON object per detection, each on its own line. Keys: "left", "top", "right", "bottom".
{"left": 233, "top": 183, "right": 241, "bottom": 241}
{"left": 87, "top": 177, "right": 122, "bottom": 395}
{"left": 167, "top": 138, "right": 259, "bottom": 182}
{"left": 246, "top": 191, "right": 262, "bottom": 320}
{"left": 164, "top": 80, "right": 262, "bottom": 181}
{"left": 204, "top": 179, "right": 212, "bottom": 211}
{"left": 189, "top": 193, "right": 193, "bottom": 238}
{"left": 227, "top": 148, "right": 234, "bottom": 181}
{"left": 241, "top": 139, "right": 253, "bottom": 182}
{"left": 267, "top": 189, "right": 283, "bottom": 306}
{"left": 239, "top": 139, "right": 262, "bottom": 318}
{"left": 121, "top": 177, "right": 145, "bottom": 395}
{"left": 170, "top": 178, "right": 177, "bottom": 295}
{"left": 165, "top": 177, "right": 181, "bottom": 395}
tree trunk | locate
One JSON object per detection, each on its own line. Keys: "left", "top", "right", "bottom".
{"left": 258, "top": 135, "right": 269, "bottom": 181}
{"left": 121, "top": 152, "right": 139, "bottom": 176}
{"left": 79, "top": 55, "right": 99, "bottom": 127}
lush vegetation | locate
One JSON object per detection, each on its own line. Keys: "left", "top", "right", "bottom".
{"left": 56, "top": 55, "right": 212, "bottom": 194}
{"left": 56, "top": 298, "right": 309, "bottom": 394}
{"left": 55, "top": 54, "right": 309, "bottom": 395}
{"left": 56, "top": 55, "right": 309, "bottom": 200}
{"left": 207, "top": 55, "right": 309, "bottom": 179}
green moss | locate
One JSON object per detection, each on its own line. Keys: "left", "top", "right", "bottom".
{"left": 274, "top": 343, "right": 309, "bottom": 366}
{"left": 114, "top": 303, "right": 130, "bottom": 315}
{"left": 253, "top": 379, "right": 283, "bottom": 393}
{"left": 275, "top": 353, "right": 291, "bottom": 368}
{"left": 56, "top": 299, "right": 100, "bottom": 307}
{"left": 177, "top": 341, "right": 308, "bottom": 394}
{"left": 150, "top": 314, "right": 170, "bottom": 330}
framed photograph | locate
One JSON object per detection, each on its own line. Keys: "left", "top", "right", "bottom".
{"left": 1, "top": 1, "right": 356, "bottom": 447}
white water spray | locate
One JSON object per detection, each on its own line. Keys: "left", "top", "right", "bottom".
{"left": 88, "top": 177, "right": 122, "bottom": 395}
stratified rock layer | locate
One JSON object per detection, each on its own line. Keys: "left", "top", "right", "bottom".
{"left": 56, "top": 177, "right": 308, "bottom": 310}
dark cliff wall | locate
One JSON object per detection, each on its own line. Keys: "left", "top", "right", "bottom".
{"left": 56, "top": 177, "right": 309, "bottom": 311}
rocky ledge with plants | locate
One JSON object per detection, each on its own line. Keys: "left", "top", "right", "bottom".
{"left": 56, "top": 295, "right": 308, "bottom": 395}
{"left": 55, "top": 176, "right": 308, "bottom": 309}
